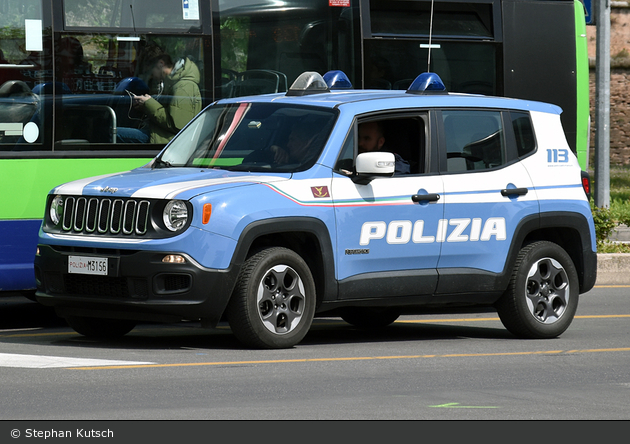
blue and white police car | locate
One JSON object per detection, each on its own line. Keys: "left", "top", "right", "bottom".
{"left": 34, "top": 71, "right": 597, "bottom": 348}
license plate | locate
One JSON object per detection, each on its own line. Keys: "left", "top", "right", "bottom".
{"left": 68, "top": 255, "right": 108, "bottom": 276}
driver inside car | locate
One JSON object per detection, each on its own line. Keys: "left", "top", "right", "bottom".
{"left": 245, "top": 120, "right": 320, "bottom": 167}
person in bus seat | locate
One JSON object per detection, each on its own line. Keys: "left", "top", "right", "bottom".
{"left": 358, "top": 121, "right": 410, "bottom": 174}
{"left": 117, "top": 52, "right": 201, "bottom": 144}
{"left": 56, "top": 36, "right": 92, "bottom": 92}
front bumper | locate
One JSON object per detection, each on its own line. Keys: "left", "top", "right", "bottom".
{"left": 34, "top": 244, "right": 239, "bottom": 326}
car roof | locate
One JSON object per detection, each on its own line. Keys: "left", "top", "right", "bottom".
{"left": 216, "top": 89, "right": 563, "bottom": 115}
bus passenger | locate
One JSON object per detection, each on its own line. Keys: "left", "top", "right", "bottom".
{"left": 117, "top": 53, "right": 202, "bottom": 144}
{"left": 56, "top": 36, "right": 92, "bottom": 92}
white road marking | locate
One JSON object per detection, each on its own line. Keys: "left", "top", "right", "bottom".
{"left": 0, "top": 353, "right": 155, "bottom": 369}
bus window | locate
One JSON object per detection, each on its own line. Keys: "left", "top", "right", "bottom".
{"left": 0, "top": 0, "right": 49, "bottom": 151}
{"left": 217, "top": 0, "right": 358, "bottom": 98}
{"left": 369, "top": 0, "right": 494, "bottom": 39}
{"left": 63, "top": 0, "right": 201, "bottom": 32}
{"left": 49, "top": 34, "right": 205, "bottom": 149}
{"left": 364, "top": 39, "right": 498, "bottom": 95}
{"left": 363, "top": 0, "right": 498, "bottom": 94}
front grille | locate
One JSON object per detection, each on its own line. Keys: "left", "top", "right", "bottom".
{"left": 61, "top": 197, "right": 150, "bottom": 236}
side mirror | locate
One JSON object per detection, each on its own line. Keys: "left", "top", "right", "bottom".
{"left": 352, "top": 152, "right": 395, "bottom": 184}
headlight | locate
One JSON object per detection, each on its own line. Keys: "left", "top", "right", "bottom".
{"left": 163, "top": 200, "right": 188, "bottom": 232}
{"left": 50, "top": 195, "right": 64, "bottom": 225}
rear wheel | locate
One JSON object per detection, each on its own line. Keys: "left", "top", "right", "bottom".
{"left": 226, "top": 247, "right": 316, "bottom": 349}
{"left": 340, "top": 307, "right": 400, "bottom": 329}
{"left": 65, "top": 316, "right": 136, "bottom": 339}
{"left": 496, "top": 241, "right": 579, "bottom": 339}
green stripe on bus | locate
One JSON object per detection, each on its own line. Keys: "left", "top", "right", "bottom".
{"left": 574, "top": 0, "right": 590, "bottom": 171}
{"left": 0, "top": 158, "right": 150, "bottom": 220}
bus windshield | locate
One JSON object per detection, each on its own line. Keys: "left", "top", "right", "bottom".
{"left": 158, "top": 103, "right": 337, "bottom": 173}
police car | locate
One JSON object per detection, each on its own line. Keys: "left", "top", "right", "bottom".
{"left": 34, "top": 71, "right": 597, "bottom": 349}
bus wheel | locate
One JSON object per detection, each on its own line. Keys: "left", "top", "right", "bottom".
{"left": 496, "top": 241, "right": 579, "bottom": 339}
{"left": 65, "top": 316, "right": 136, "bottom": 339}
{"left": 340, "top": 307, "right": 400, "bottom": 329}
{"left": 226, "top": 247, "right": 316, "bottom": 349}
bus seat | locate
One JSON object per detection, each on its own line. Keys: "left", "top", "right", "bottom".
{"left": 0, "top": 81, "right": 39, "bottom": 130}
{"left": 56, "top": 105, "right": 117, "bottom": 145}
{"left": 233, "top": 70, "right": 288, "bottom": 97}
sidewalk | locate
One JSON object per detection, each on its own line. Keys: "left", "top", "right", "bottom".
{"left": 596, "top": 225, "right": 630, "bottom": 285}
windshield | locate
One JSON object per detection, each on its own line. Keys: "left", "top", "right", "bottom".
{"left": 157, "top": 102, "right": 337, "bottom": 172}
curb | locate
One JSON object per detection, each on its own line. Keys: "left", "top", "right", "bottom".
{"left": 596, "top": 253, "right": 630, "bottom": 285}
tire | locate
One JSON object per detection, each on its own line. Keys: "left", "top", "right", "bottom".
{"left": 340, "top": 307, "right": 400, "bottom": 329}
{"left": 65, "top": 316, "right": 136, "bottom": 339}
{"left": 496, "top": 241, "right": 579, "bottom": 339}
{"left": 226, "top": 247, "right": 316, "bottom": 349}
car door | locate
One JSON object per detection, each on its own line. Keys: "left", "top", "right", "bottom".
{"left": 436, "top": 109, "right": 539, "bottom": 294}
{"left": 331, "top": 113, "right": 445, "bottom": 299}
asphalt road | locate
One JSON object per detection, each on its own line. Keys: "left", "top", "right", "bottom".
{"left": 0, "top": 285, "right": 629, "bottom": 421}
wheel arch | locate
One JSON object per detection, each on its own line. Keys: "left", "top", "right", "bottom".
{"left": 231, "top": 217, "right": 338, "bottom": 308}
{"left": 506, "top": 212, "right": 596, "bottom": 294}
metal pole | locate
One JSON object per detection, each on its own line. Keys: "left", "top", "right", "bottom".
{"left": 594, "top": 0, "right": 610, "bottom": 208}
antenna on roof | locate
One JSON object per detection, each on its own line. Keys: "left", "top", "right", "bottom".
{"left": 427, "top": 0, "right": 435, "bottom": 72}
{"left": 130, "top": 5, "right": 137, "bottom": 33}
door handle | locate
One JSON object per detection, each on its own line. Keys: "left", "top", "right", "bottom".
{"left": 412, "top": 193, "right": 440, "bottom": 203}
{"left": 501, "top": 187, "right": 528, "bottom": 197}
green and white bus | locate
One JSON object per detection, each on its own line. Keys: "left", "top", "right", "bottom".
{"left": 0, "top": 0, "right": 589, "bottom": 297}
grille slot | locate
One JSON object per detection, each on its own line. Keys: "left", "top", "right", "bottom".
{"left": 64, "top": 274, "right": 148, "bottom": 299}
{"left": 61, "top": 197, "right": 151, "bottom": 237}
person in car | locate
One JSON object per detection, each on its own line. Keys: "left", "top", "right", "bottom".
{"left": 358, "top": 121, "right": 410, "bottom": 174}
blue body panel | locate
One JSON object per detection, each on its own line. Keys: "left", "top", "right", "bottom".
{"left": 0, "top": 219, "right": 40, "bottom": 291}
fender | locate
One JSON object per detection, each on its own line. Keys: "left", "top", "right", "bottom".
{"left": 538, "top": 211, "right": 597, "bottom": 293}
{"left": 228, "top": 216, "right": 338, "bottom": 301}
{"left": 498, "top": 211, "right": 595, "bottom": 293}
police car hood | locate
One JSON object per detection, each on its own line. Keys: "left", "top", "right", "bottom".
{"left": 52, "top": 167, "right": 291, "bottom": 200}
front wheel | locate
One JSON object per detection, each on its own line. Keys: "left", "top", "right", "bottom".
{"left": 496, "top": 241, "right": 579, "bottom": 339}
{"left": 226, "top": 247, "right": 316, "bottom": 349}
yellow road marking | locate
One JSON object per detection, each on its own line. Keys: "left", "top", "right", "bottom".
{"left": 398, "top": 314, "right": 630, "bottom": 323}
{"left": 67, "top": 347, "right": 630, "bottom": 371}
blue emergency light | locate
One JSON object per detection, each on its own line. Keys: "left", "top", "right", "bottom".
{"left": 323, "top": 70, "right": 353, "bottom": 89}
{"left": 406, "top": 72, "right": 447, "bottom": 95}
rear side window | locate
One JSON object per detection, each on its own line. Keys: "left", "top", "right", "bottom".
{"left": 442, "top": 110, "right": 505, "bottom": 172}
{"left": 510, "top": 111, "right": 536, "bottom": 157}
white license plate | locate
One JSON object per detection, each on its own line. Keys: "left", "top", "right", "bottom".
{"left": 68, "top": 255, "right": 108, "bottom": 276}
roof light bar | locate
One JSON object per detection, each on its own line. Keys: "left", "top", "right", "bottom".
{"left": 286, "top": 72, "right": 330, "bottom": 96}
{"left": 406, "top": 72, "right": 447, "bottom": 95}
{"left": 323, "top": 70, "right": 353, "bottom": 89}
